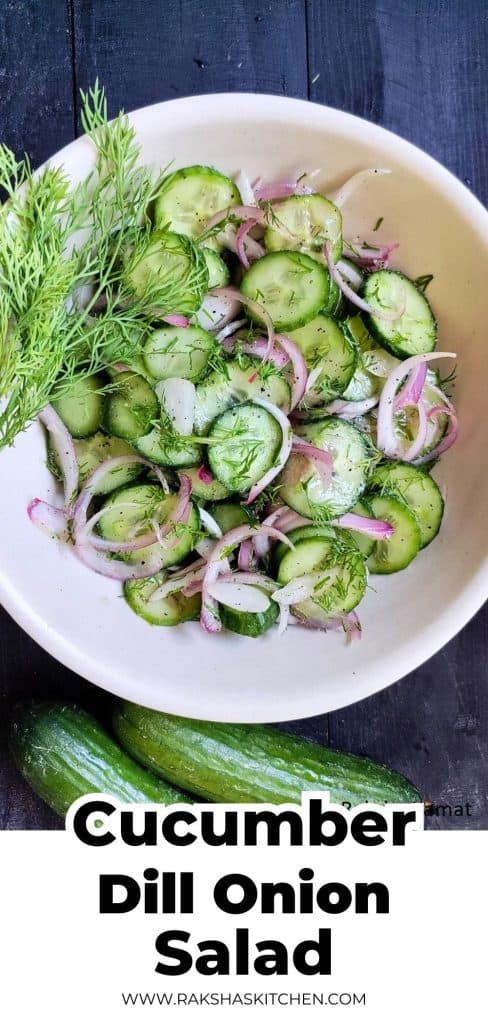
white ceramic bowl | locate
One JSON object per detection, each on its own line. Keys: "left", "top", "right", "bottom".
{"left": 1, "top": 94, "right": 487, "bottom": 722}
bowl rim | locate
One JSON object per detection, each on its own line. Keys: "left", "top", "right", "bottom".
{"left": 1, "top": 92, "right": 487, "bottom": 722}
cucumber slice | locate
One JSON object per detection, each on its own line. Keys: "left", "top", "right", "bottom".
{"left": 143, "top": 324, "right": 216, "bottom": 382}
{"left": 280, "top": 417, "right": 370, "bottom": 519}
{"left": 194, "top": 358, "right": 291, "bottom": 435}
{"left": 264, "top": 194, "right": 342, "bottom": 262}
{"left": 124, "top": 573, "right": 200, "bottom": 626}
{"left": 369, "top": 462, "right": 444, "bottom": 549}
{"left": 203, "top": 248, "right": 230, "bottom": 289}
{"left": 208, "top": 402, "right": 283, "bottom": 495}
{"left": 365, "top": 493, "right": 421, "bottom": 574}
{"left": 363, "top": 270, "right": 437, "bottom": 357}
{"left": 277, "top": 536, "right": 367, "bottom": 620}
{"left": 46, "top": 431, "right": 143, "bottom": 494}
{"left": 178, "top": 467, "right": 230, "bottom": 502}
{"left": 220, "top": 597, "right": 279, "bottom": 637}
{"left": 241, "top": 251, "right": 330, "bottom": 332}
{"left": 98, "top": 483, "right": 199, "bottom": 568}
{"left": 206, "top": 501, "right": 250, "bottom": 533}
{"left": 342, "top": 316, "right": 399, "bottom": 402}
{"left": 52, "top": 373, "right": 104, "bottom": 438}
{"left": 133, "top": 426, "right": 202, "bottom": 468}
{"left": 289, "top": 314, "right": 357, "bottom": 407}
{"left": 271, "top": 523, "right": 343, "bottom": 576}
{"left": 154, "top": 165, "right": 241, "bottom": 244}
{"left": 103, "top": 372, "right": 158, "bottom": 440}
{"left": 125, "top": 231, "right": 208, "bottom": 317}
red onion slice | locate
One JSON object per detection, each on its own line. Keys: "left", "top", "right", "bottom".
{"left": 235, "top": 219, "right": 261, "bottom": 269}
{"left": 196, "top": 289, "right": 242, "bottom": 332}
{"left": 83, "top": 503, "right": 158, "bottom": 553}
{"left": 242, "top": 399, "right": 293, "bottom": 505}
{"left": 216, "top": 286, "right": 276, "bottom": 361}
{"left": 275, "top": 334, "right": 308, "bottom": 410}
{"left": 203, "top": 204, "right": 266, "bottom": 234}
{"left": 343, "top": 241, "right": 399, "bottom": 272}
{"left": 156, "top": 378, "right": 196, "bottom": 436}
{"left": 325, "top": 243, "right": 404, "bottom": 321}
{"left": 329, "top": 168, "right": 390, "bottom": 208}
{"left": 198, "top": 507, "right": 223, "bottom": 540}
{"left": 74, "top": 541, "right": 168, "bottom": 582}
{"left": 163, "top": 314, "right": 189, "bottom": 328}
{"left": 332, "top": 512, "right": 394, "bottom": 539}
{"left": 400, "top": 400, "right": 429, "bottom": 462}
{"left": 217, "top": 571, "right": 276, "bottom": 590}
{"left": 27, "top": 498, "right": 69, "bottom": 536}
{"left": 253, "top": 178, "right": 314, "bottom": 201}
{"left": 325, "top": 396, "right": 379, "bottom": 418}
{"left": 291, "top": 440, "right": 334, "bottom": 489}
{"left": 394, "top": 362, "right": 428, "bottom": 412}
{"left": 215, "top": 318, "right": 248, "bottom": 343}
{"left": 197, "top": 464, "right": 214, "bottom": 484}
{"left": 38, "top": 404, "right": 79, "bottom": 508}
{"left": 233, "top": 170, "right": 258, "bottom": 207}
{"left": 238, "top": 538, "right": 254, "bottom": 571}
{"left": 377, "top": 352, "right": 456, "bottom": 457}
{"left": 414, "top": 404, "right": 459, "bottom": 464}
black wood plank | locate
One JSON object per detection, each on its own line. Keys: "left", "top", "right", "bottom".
{"left": 0, "top": 0, "right": 74, "bottom": 166}
{"left": 307, "top": 0, "right": 488, "bottom": 828}
{"left": 0, "top": 0, "right": 76, "bottom": 829}
{"left": 71, "top": 0, "right": 308, "bottom": 124}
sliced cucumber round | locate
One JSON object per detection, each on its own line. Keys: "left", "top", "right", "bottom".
{"left": 241, "top": 251, "right": 330, "bottom": 332}
{"left": 208, "top": 402, "right": 283, "bottom": 495}
{"left": 203, "top": 248, "right": 230, "bottom": 289}
{"left": 194, "top": 358, "right": 290, "bottom": 435}
{"left": 289, "top": 314, "right": 357, "bottom": 407}
{"left": 178, "top": 466, "right": 230, "bottom": 502}
{"left": 220, "top": 597, "right": 279, "bottom": 637}
{"left": 133, "top": 426, "right": 202, "bottom": 468}
{"left": 280, "top": 417, "right": 370, "bottom": 519}
{"left": 277, "top": 536, "right": 367, "bottom": 620}
{"left": 143, "top": 324, "right": 216, "bottom": 382}
{"left": 154, "top": 165, "right": 241, "bottom": 243}
{"left": 207, "top": 501, "right": 250, "bottom": 534}
{"left": 271, "top": 523, "right": 343, "bottom": 576}
{"left": 365, "top": 492, "right": 421, "bottom": 574}
{"left": 362, "top": 270, "right": 437, "bottom": 357}
{"left": 341, "top": 315, "right": 399, "bottom": 402}
{"left": 98, "top": 483, "right": 199, "bottom": 568}
{"left": 46, "top": 432, "right": 143, "bottom": 494}
{"left": 369, "top": 462, "right": 444, "bottom": 549}
{"left": 125, "top": 231, "right": 208, "bottom": 317}
{"left": 264, "top": 194, "right": 342, "bottom": 262}
{"left": 52, "top": 373, "right": 104, "bottom": 438}
{"left": 124, "top": 573, "right": 200, "bottom": 626}
{"left": 103, "top": 372, "right": 158, "bottom": 440}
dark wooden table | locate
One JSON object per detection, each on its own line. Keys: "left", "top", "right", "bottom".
{"left": 1, "top": 0, "right": 487, "bottom": 830}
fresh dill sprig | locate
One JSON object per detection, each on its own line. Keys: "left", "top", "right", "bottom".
{"left": 0, "top": 82, "right": 202, "bottom": 448}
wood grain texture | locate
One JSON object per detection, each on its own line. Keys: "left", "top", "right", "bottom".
{"left": 0, "top": 0, "right": 487, "bottom": 829}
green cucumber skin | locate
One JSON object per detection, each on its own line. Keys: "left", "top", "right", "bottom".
{"left": 113, "top": 704, "right": 420, "bottom": 807}
{"left": 9, "top": 702, "right": 187, "bottom": 817}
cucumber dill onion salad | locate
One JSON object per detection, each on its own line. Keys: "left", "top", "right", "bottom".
{"left": 4, "top": 88, "right": 458, "bottom": 641}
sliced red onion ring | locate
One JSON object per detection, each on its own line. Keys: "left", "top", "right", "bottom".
{"left": 196, "top": 289, "right": 242, "bottom": 332}
{"left": 233, "top": 170, "right": 258, "bottom": 207}
{"left": 216, "top": 286, "right": 276, "bottom": 361}
{"left": 335, "top": 258, "right": 364, "bottom": 291}
{"left": 206, "top": 580, "right": 271, "bottom": 613}
{"left": 291, "top": 440, "right": 334, "bottom": 489}
{"left": 74, "top": 542, "right": 167, "bottom": 582}
{"left": 324, "top": 243, "right": 404, "bottom": 321}
{"left": 394, "top": 362, "right": 428, "bottom": 412}
{"left": 400, "top": 400, "right": 429, "bottom": 462}
{"left": 38, "top": 404, "right": 79, "bottom": 507}
{"left": 198, "top": 507, "right": 223, "bottom": 539}
{"left": 235, "top": 219, "right": 261, "bottom": 269}
{"left": 343, "top": 610, "right": 362, "bottom": 642}
{"left": 253, "top": 178, "right": 314, "bottom": 200}
{"left": 83, "top": 503, "right": 158, "bottom": 553}
{"left": 332, "top": 512, "right": 394, "bottom": 539}
{"left": 215, "top": 318, "right": 247, "bottom": 343}
{"left": 329, "top": 168, "right": 390, "bottom": 208}
{"left": 292, "top": 608, "right": 362, "bottom": 641}
{"left": 275, "top": 334, "right": 308, "bottom": 410}
{"left": 325, "top": 396, "right": 379, "bottom": 418}
{"left": 156, "top": 378, "right": 196, "bottom": 436}
{"left": 217, "top": 571, "right": 276, "bottom": 590}
{"left": 376, "top": 352, "right": 456, "bottom": 458}
{"left": 413, "top": 404, "right": 459, "bottom": 464}
{"left": 238, "top": 538, "right": 254, "bottom": 571}
{"left": 242, "top": 399, "right": 293, "bottom": 505}
{"left": 163, "top": 314, "right": 189, "bottom": 328}
{"left": 203, "top": 204, "right": 266, "bottom": 234}
{"left": 234, "top": 336, "right": 289, "bottom": 370}
{"left": 344, "top": 242, "right": 399, "bottom": 272}
{"left": 277, "top": 603, "right": 290, "bottom": 635}
{"left": 197, "top": 464, "right": 213, "bottom": 484}
{"left": 272, "top": 574, "right": 318, "bottom": 606}
{"left": 27, "top": 498, "right": 69, "bottom": 536}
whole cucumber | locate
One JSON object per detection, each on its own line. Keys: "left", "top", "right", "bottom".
{"left": 9, "top": 701, "right": 189, "bottom": 817}
{"left": 113, "top": 702, "right": 420, "bottom": 806}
